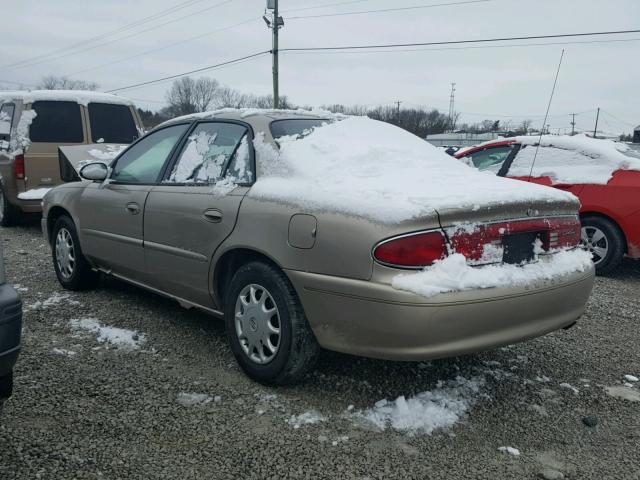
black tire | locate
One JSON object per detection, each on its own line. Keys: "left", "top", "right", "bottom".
{"left": 224, "top": 261, "right": 320, "bottom": 385}
{"left": 0, "top": 186, "right": 20, "bottom": 227}
{"left": 51, "top": 215, "right": 98, "bottom": 290}
{"left": 581, "top": 215, "right": 625, "bottom": 275}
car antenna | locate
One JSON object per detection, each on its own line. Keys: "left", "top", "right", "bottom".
{"left": 528, "top": 49, "right": 564, "bottom": 182}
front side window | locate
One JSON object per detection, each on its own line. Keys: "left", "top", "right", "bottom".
{"left": 168, "top": 122, "right": 248, "bottom": 184}
{"left": 88, "top": 102, "right": 138, "bottom": 143}
{"left": 0, "top": 103, "right": 15, "bottom": 138}
{"left": 465, "top": 145, "right": 514, "bottom": 172}
{"left": 29, "top": 101, "right": 83, "bottom": 143}
{"left": 111, "top": 124, "right": 188, "bottom": 184}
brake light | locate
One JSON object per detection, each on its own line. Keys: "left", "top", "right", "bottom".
{"left": 14, "top": 154, "right": 24, "bottom": 180}
{"left": 374, "top": 231, "right": 447, "bottom": 267}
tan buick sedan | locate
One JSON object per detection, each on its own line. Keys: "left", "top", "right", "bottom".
{"left": 42, "top": 110, "right": 595, "bottom": 384}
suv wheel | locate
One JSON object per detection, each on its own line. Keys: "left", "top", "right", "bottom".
{"left": 224, "top": 261, "right": 320, "bottom": 385}
{"left": 581, "top": 215, "right": 625, "bottom": 275}
{"left": 52, "top": 215, "right": 98, "bottom": 290}
{"left": 0, "top": 186, "right": 20, "bottom": 227}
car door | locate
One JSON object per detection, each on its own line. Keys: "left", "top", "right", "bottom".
{"left": 143, "top": 120, "right": 254, "bottom": 308}
{"left": 78, "top": 123, "right": 189, "bottom": 281}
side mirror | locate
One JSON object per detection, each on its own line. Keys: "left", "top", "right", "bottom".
{"left": 79, "top": 162, "right": 108, "bottom": 182}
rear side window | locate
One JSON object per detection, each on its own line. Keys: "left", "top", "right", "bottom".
{"left": 88, "top": 102, "right": 138, "bottom": 144}
{"left": 464, "top": 145, "right": 514, "bottom": 172}
{"left": 30, "top": 101, "right": 83, "bottom": 143}
{"left": 269, "top": 119, "right": 327, "bottom": 139}
{"left": 0, "top": 103, "right": 15, "bottom": 137}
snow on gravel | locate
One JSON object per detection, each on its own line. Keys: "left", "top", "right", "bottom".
{"left": 391, "top": 249, "right": 593, "bottom": 298}
{"left": 249, "top": 116, "right": 575, "bottom": 224}
{"left": 175, "top": 392, "right": 215, "bottom": 407}
{"left": 624, "top": 375, "right": 638, "bottom": 382}
{"left": 604, "top": 386, "right": 640, "bottom": 402}
{"left": 27, "top": 292, "right": 80, "bottom": 311}
{"left": 354, "top": 376, "right": 484, "bottom": 435}
{"left": 559, "top": 382, "right": 580, "bottom": 395}
{"left": 287, "top": 411, "right": 328, "bottom": 429}
{"left": 52, "top": 348, "right": 77, "bottom": 356}
{"left": 69, "top": 318, "right": 145, "bottom": 350}
{"left": 498, "top": 446, "right": 521, "bottom": 456}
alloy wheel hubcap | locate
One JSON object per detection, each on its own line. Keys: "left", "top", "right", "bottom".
{"left": 55, "top": 228, "right": 76, "bottom": 279}
{"left": 234, "top": 284, "right": 281, "bottom": 365}
{"left": 581, "top": 226, "right": 608, "bottom": 265}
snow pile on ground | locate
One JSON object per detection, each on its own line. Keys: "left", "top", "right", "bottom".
{"left": 0, "top": 90, "right": 134, "bottom": 106}
{"left": 287, "top": 410, "right": 328, "bottom": 429}
{"left": 392, "top": 249, "right": 592, "bottom": 298}
{"left": 249, "top": 117, "right": 575, "bottom": 224}
{"left": 509, "top": 134, "right": 640, "bottom": 185}
{"left": 175, "top": 392, "right": 216, "bottom": 407}
{"left": 17, "top": 187, "right": 51, "bottom": 200}
{"left": 498, "top": 446, "right": 521, "bottom": 456}
{"left": 355, "top": 376, "right": 484, "bottom": 435}
{"left": 69, "top": 317, "right": 145, "bottom": 350}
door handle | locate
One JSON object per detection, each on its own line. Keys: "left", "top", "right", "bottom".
{"left": 203, "top": 208, "right": 223, "bottom": 223}
{"left": 126, "top": 202, "right": 141, "bottom": 215}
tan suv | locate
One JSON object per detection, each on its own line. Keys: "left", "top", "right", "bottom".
{"left": 0, "top": 91, "right": 143, "bottom": 226}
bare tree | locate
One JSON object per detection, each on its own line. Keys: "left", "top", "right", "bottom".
{"left": 38, "top": 75, "right": 99, "bottom": 90}
{"left": 166, "top": 76, "right": 220, "bottom": 115}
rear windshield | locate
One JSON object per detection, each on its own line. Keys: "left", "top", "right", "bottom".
{"left": 88, "top": 102, "right": 138, "bottom": 144}
{"left": 30, "top": 101, "right": 84, "bottom": 143}
{"left": 269, "top": 119, "right": 327, "bottom": 139}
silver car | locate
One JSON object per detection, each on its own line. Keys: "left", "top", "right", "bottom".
{"left": 42, "top": 111, "right": 595, "bottom": 384}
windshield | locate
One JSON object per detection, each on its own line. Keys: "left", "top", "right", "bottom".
{"left": 269, "top": 118, "right": 327, "bottom": 139}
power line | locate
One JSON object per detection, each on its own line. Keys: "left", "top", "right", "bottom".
{"left": 6, "top": 0, "right": 235, "bottom": 71}
{"left": 0, "top": 0, "right": 215, "bottom": 69}
{"left": 600, "top": 110, "right": 637, "bottom": 127}
{"left": 279, "top": 29, "right": 640, "bottom": 52}
{"left": 280, "top": 36, "right": 640, "bottom": 56}
{"left": 104, "top": 51, "right": 270, "bottom": 93}
{"left": 287, "top": 0, "right": 490, "bottom": 19}
{"left": 65, "top": 17, "right": 259, "bottom": 77}
{"left": 282, "top": 0, "right": 370, "bottom": 13}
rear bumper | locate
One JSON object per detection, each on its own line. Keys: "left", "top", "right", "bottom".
{"left": 288, "top": 265, "right": 595, "bottom": 361}
{"left": 0, "top": 283, "right": 22, "bottom": 397}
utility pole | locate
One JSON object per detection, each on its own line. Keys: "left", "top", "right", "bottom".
{"left": 264, "top": 0, "right": 284, "bottom": 109}
{"left": 395, "top": 101, "right": 402, "bottom": 125}
{"left": 570, "top": 113, "right": 576, "bottom": 135}
{"left": 448, "top": 82, "right": 456, "bottom": 132}
{"left": 593, "top": 107, "right": 600, "bottom": 138}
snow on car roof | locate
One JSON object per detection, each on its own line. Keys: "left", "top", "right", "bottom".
{"left": 248, "top": 116, "right": 575, "bottom": 224}
{"left": 159, "top": 107, "right": 334, "bottom": 127}
{"left": 0, "top": 90, "right": 134, "bottom": 106}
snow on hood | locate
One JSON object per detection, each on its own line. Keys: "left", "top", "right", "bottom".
{"left": 509, "top": 134, "right": 640, "bottom": 185}
{"left": 0, "top": 90, "right": 134, "bottom": 107}
{"left": 248, "top": 117, "right": 576, "bottom": 224}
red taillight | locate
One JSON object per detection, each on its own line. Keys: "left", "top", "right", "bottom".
{"left": 374, "top": 231, "right": 447, "bottom": 267}
{"left": 14, "top": 154, "right": 25, "bottom": 180}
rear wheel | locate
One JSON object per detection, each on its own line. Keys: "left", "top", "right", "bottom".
{"left": 0, "top": 186, "right": 20, "bottom": 227}
{"left": 52, "top": 215, "right": 98, "bottom": 290}
{"left": 224, "top": 261, "right": 320, "bottom": 385}
{"left": 581, "top": 215, "right": 624, "bottom": 275}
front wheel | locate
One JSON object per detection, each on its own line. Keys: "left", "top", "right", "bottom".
{"left": 224, "top": 261, "right": 320, "bottom": 385}
{"left": 52, "top": 215, "right": 98, "bottom": 290}
{"left": 581, "top": 215, "right": 625, "bottom": 275}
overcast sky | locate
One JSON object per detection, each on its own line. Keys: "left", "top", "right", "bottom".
{"left": 2, "top": 0, "right": 639, "bottom": 134}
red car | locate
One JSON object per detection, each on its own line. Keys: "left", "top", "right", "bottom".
{"left": 455, "top": 135, "right": 640, "bottom": 274}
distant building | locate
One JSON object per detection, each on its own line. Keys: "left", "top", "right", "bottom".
{"left": 634, "top": 125, "right": 640, "bottom": 143}
{"left": 425, "top": 132, "right": 503, "bottom": 148}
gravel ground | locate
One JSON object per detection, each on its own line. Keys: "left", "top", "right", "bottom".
{"left": 1, "top": 219, "right": 639, "bottom": 480}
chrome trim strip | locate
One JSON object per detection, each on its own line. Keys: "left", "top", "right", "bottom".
{"left": 144, "top": 240, "right": 208, "bottom": 262}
